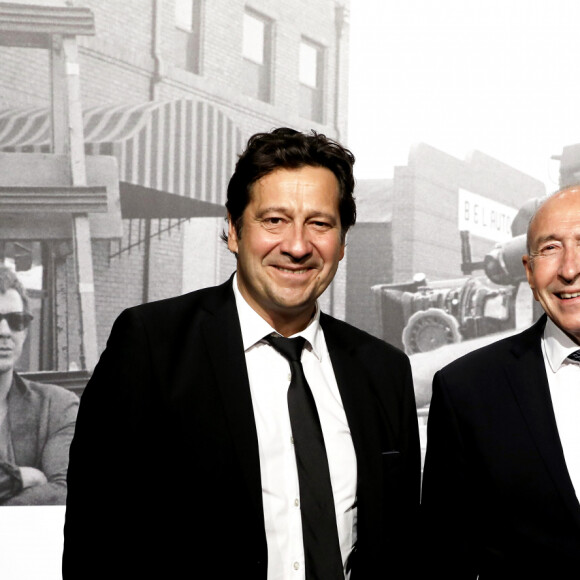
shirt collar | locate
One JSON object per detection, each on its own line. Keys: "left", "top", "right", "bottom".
{"left": 232, "top": 273, "right": 324, "bottom": 361}
{"left": 543, "top": 316, "right": 580, "bottom": 372}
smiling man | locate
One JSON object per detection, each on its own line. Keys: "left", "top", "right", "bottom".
{"left": 228, "top": 164, "right": 345, "bottom": 336}
{"left": 63, "top": 128, "right": 420, "bottom": 580}
{"left": 421, "top": 184, "right": 580, "bottom": 578}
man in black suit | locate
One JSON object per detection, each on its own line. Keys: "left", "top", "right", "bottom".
{"left": 63, "top": 128, "right": 420, "bottom": 579}
{"left": 421, "top": 184, "right": 580, "bottom": 578}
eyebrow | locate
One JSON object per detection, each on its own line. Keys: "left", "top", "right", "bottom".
{"left": 255, "top": 206, "right": 289, "bottom": 217}
{"left": 535, "top": 235, "right": 559, "bottom": 246}
{"left": 255, "top": 207, "right": 338, "bottom": 223}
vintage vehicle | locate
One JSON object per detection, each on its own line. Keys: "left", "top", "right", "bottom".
{"left": 372, "top": 272, "right": 517, "bottom": 355}
{"left": 371, "top": 229, "right": 531, "bottom": 355}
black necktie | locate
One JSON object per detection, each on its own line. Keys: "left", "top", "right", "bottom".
{"left": 568, "top": 350, "right": 580, "bottom": 363}
{"left": 265, "top": 335, "right": 344, "bottom": 580}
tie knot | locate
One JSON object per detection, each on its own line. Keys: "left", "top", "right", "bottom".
{"left": 568, "top": 349, "right": 580, "bottom": 363}
{"left": 264, "top": 334, "right": 306, "bottom": 363}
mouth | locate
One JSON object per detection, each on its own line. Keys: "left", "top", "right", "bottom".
{"left": 273, "top": 266, "right": 313, "bottom": 274}
{"left": 557, "top": 291, "right": 580, "bottom": 299}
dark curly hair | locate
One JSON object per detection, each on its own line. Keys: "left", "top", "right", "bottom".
{"left": 222, "top": 127, "right": 356, "bottom": 244}
{"left": 0, "top": 265, "right": 29, "bottom": 313}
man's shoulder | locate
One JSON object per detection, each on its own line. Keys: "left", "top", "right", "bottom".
{"left": 320, "top": 312, "right": 408, "bottom": 362}
{"left": 121, "top": 278, "right": 232, "bottom": 323}
{"left": 14, "top": 373, "right": 80, "bottom": 405}
{"left": 438, "top": 315, "right": 546, "bottom": 380}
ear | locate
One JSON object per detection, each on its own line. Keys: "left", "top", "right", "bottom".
{"left": 522, "top": 254, "right": 539, "bottom": 301}
{"left": 338, "top": 241, "right": 345, "bottom": 262}
{"left": 227, "top": 213, "right": 239, "bottom": 254}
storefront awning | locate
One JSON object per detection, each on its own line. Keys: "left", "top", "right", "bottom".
{"left": 0, "top": 99, "right": 244, "bottom": 219}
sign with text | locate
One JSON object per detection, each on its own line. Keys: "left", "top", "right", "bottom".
{"left": 458, "top": 189, "right": 518, "bottom": 242}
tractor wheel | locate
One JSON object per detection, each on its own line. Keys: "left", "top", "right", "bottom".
{"left": 402, "top": 308, "right": 461, "bottom": 355}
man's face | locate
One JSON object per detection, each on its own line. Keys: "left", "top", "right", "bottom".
{"left": 523, "top": 187, "right": 580, "bottom": 343}
{"left": 228, "top": 165, "right": 345, "bottom": 333}
{"left": 0, "top": 289, "right": 27, "bottom": 376}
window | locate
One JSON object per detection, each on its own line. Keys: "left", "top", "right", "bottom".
{"left": 299, "top": 38, "right": 324, "bottom": 123}
{"left": 175, "top": 0, "right": 202, "bottom": 74}
{"left": 242, "top": 10, "right": 272, "bottom": 102}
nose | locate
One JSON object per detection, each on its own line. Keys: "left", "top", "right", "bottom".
{"left": 0, "top": 317, "right": 11, "bottom": 336}
{"left": 558, "top": 245, "right": 580, "bottom": 284}
{"left": 280, "top": 223, "right": 313, "bottom": 261}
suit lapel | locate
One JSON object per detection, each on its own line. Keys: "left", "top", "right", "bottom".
{"left": 321, "top": 315, "right": 384, "bottom": 536}
{"left": 507, "top": 315, "right": 580, "bottom": 527}
{"left": 8, "top": 375, "right": 37, "bottom": 466}
{"left": 201, "top": 280, "right": 264, "bottom": 521}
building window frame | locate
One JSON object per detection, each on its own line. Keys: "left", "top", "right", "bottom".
{"left": 174, "top": 0, "right": 203, "bottom": 75}
{"left": 242, "top": 8, "right": 273, "bottom": 103}
{"left": 299, "top": 36, "right": 325, "bottom": 123}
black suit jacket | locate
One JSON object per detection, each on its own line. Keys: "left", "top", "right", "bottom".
{"left": 63, "top": 277, "right": 420, "bottom": 579}
{"left": 421, "top": 315, "right": 580, "bottom": 579}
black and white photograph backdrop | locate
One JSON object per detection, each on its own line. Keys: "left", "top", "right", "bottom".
{"left": 1, "top": 0, "right": 578, "bottom": 577}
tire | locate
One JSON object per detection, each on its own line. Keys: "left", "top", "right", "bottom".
{"left": 401, "top": 307, "right": 461, "bottom": 355}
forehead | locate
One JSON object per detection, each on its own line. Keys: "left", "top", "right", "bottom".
{"left": 529, "top": 189, "right": 580, "bottom": 244}
{"left": 0, "top": 288, "right": 24, "bottom": 313}
{"left": 250, "top": 166, "right": 340, "bottom": 207}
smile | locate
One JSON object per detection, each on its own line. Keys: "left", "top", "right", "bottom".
{"left": 558, "top": 292, "right": 580, "bottom": 299}
{"left": 274, "top": 266, "right": 311, "bottom": 274}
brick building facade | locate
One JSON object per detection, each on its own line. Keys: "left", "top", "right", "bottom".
{"left": 348, "top": 144, "right": 546, "bottom": 349}
{"left": 0, "top": 0, "right": 351, "bottom": 372}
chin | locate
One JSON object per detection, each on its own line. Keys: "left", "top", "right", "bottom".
{"left": 274, "top": 301, "right": 310, "bottom": 313}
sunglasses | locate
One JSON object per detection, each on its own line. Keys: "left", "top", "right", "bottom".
{"left": 0, "top": 312, "right": 33, "bottom": 332}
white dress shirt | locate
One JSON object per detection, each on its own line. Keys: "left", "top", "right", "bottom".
{"left": 232, "top": 274, "right": 357, "bottom": 580}
{"left": 541, "top": 317, "right": 580, "bottom": 497}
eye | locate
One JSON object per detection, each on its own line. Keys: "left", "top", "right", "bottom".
{"left": 310, "top": 219, "right": 332, "bottom": 230}
{"left": 538, "top": 243, "right": 560, "bottom": 255}
{"left": 261, "top": 216, "right": 286, "bottom": 228}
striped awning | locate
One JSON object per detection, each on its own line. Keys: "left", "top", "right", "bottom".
{"left": 0, "top": 99, "right": 245, "bottom": 214}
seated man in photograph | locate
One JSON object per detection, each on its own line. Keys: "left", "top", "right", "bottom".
{"left": 421, "top": 184, "right": 580, "bottom": 578}
{"left": 0, "top": 265, "right": 78, "bottom": 506}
